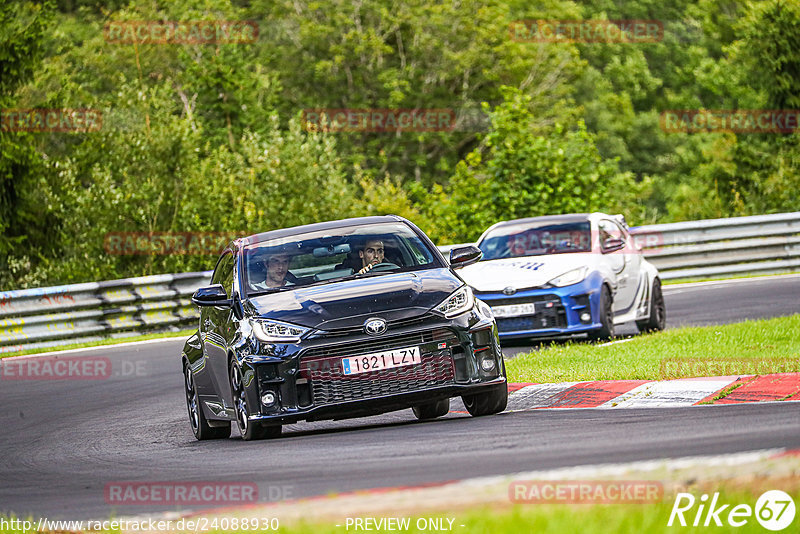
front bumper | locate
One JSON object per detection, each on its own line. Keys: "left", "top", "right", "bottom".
{"left": 216, "top": 307, "right": 506, "bottom": 424}
{"left": 248, "top": 378, "right": 506, "bottom": 425}
{"left": 475, "top": 274, "right": 605, "bottom": 340}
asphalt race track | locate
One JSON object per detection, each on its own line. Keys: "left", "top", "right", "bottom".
{"left": 1, "top": 275, "right": 798, "bottom": 520}
{"left": 661, "top": 274, "right": 800, "bottom": 327}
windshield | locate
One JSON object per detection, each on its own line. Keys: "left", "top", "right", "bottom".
{"left": 243, "top": 222, "right": 440, "bottom": 295}
{"left": 478, "top": 221, "right": 591, "bottom": 260}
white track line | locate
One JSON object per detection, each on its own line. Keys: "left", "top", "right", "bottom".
{"left": 663, "top": 272, "right": 800, "bottom": 292}
{"left": 2, "top": 335, "right": 188, "bottom": 359}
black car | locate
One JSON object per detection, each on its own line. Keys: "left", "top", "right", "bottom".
{"left": 181, "top": 216, "right": 507, "bottom": 440}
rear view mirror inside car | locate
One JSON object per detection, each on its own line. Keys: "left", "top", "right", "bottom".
{"left": 313, "top": 243, "right": 351, "bottom": 257}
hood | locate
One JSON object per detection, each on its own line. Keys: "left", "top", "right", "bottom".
{"left": 459, "top": 254, "right": 593, "bottom": 293}
{"left": 246, "top": 268, "right": 461, "bottom": 330}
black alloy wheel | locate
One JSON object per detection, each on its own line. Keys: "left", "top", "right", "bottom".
{"left": 229, "top": 363, "right": 281, "bottom": 441}
{"left": 637, "top": 278, "right": 667, "bottom": 332}
{"left": 184, "top": 361, "right": 230, "bottom": 440}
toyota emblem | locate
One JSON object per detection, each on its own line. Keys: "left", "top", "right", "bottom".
{"left": 364, "top": 318, "right": 387, "bottom": 336}
{"left": 503, "top": 286, "right": 517, "bottom": 295}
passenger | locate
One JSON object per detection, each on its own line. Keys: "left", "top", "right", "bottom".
{"left": 357, "top": 238, "right": 385, "bottom": 274}
{"left": 260, "top": 252, "right": 291, "bottom": 288}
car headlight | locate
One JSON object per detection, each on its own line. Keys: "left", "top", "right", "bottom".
{"left": 434, "top": 286, "right": 474, "bottom": 317}
{"left": 251, "top": 319, "right": 309, "bottom": 342}
{"left": 547, "top": 267, "right": 589, "bottom": 287}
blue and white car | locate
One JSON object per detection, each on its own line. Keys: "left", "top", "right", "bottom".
{"left": 457, "top": 213, "right": 666, "bottom": 340}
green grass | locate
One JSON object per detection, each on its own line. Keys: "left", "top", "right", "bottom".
{"left": 0, "top": 329, "right": 195, "bottom": 359}
{"left": 278, "top": 496, "right": 800, "bottom": 534}
{"left": 506, "top": 314, "right": 800, "bottom": 383}
{"left": 5, "top": 487, "right": 796, "bottom": 534}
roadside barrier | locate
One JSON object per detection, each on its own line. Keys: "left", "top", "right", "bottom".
{"left": 629, "top": 212, "right": 800, "bottom": 279}
{"left": 0, "top": 272, "right": 210, "bottom": 354}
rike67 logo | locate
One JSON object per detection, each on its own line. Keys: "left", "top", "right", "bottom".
{"left": 668, "top": 490, "right": 796, "bottom": 531}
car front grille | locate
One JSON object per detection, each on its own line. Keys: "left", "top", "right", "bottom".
{"left": 496, "top": 311, "right": 567, "bottom": 331}
{"left": 300, "top": 329, "right": 453, "bottom": 359}
{"left": 298, "top": 329, "right": 458, "bottom": 406}
{"left": 485, "top": 294, "right": 568, "bottom": 332}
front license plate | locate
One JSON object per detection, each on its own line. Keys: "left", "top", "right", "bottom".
{"left": 491, "top": 302, "right": 536, "bottom": 318}
{"left": 341, "top": 346, "right": 422, "bottom": 375}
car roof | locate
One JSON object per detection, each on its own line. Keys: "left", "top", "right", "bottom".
{"left": 234, "top": 215, "right": 407, "bottom": 248}
{"left": 476, "top": 212, "right": 626, "bottom": 243}
{"left": 490, "top": 213, "right": 592, "bottom": 227}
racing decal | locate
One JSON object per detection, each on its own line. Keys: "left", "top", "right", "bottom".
{"left": 505, "top": 261, "right": 545, "bottom": 271}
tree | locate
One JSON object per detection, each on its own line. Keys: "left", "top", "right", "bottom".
{"left": 0, "top": 1, "right": 54, "bottom": 287}
{"left": 424, "top": 87, "right": 642, "bottom": 243}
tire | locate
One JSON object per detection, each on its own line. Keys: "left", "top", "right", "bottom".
{"left": 462, "top": 383, "right": 508, "bottom": 417}
{"left": 636, "top": 278, "right": 666, "bottom": 333}
{"left": 412, "top": 398, "right": 450, "bottom": 420}
{"left": 230, "top": 363, "right": 281, "bottom": 441}
{"left": 588, "top": 285, "right": 615, "bottom": 341}
{"left": 184, "top": 361, "right": 230, "bottom": 440}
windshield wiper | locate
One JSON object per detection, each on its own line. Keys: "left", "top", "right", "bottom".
{"left": 248, "top": 286, "right": 293, "bottom": 297}
{"left": 333, "top": 269, "right": 398, "bottom": 283}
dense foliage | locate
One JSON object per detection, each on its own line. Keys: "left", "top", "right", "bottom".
{"left": 1, "top": 0, "right": 798, "bottom": 288}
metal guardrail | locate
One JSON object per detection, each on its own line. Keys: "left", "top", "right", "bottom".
{"left": 1, "top": 212, "right": 798, "bottom": 354}
{"left": 629, "top": 212, "right": 800, "bottom": 279}
{"left": 0, "top": 272, "right": 210, "bottom": 354}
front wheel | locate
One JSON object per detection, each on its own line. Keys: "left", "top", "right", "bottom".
{"left": 636, "top": 278, "right": 666, "bottom": 333}
{"left": 230, "top": 363, "right": 281, "bottom": 441}
{"left": 462, "top": 383, "right": 508, "bottom": 417}
{"left": 412, "top": 398, "right": 450, "bottom": 420}
{"left": 588, "top": 285, "right": 615, "bottom": 341}
{"left": 184, "top": 361, "right": 230, "bottom": 440}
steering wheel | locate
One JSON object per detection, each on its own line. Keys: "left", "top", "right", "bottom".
{"left": 362, "top": 261, "right": 400, "bottom": 273}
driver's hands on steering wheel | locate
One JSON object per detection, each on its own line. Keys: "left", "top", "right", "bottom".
{"left": 358, "top": 261, "right": 399, "bottom": 274}
{"left": 357, "top": 262, "right": 376, "bottom": 275}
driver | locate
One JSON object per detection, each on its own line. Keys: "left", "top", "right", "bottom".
{"left": 357, "top": 238, "right": 385, "bottom": 274}
{"left": 254, "top": 252, "right": 292, "bottom": 289}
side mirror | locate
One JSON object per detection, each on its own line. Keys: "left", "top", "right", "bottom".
{"left": 192, "top": 284, "right": 232, "bottom": 307}
{"left": 602, "top": 238, "right": 625, "bottom": 253}
{"left": 449, "top": 245, "right": 482, "bottom": 269}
